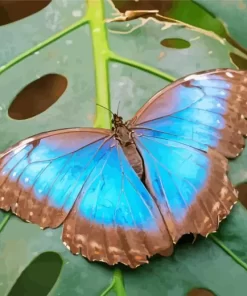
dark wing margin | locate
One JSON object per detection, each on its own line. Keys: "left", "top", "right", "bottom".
{"left": 131, "top": 69, "right": 246, "bottom": 242}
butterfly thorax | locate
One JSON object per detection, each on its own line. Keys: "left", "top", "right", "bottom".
{"left": 112, "top": 114, "right": 144, "bottom": 179}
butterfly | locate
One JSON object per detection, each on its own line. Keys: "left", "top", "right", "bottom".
{"left": 0, "top": 68, "right": 247, "bottom": 268}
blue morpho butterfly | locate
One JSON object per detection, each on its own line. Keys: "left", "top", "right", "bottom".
{"left": 0, "top": 68, "right": 247, "bottom": 268}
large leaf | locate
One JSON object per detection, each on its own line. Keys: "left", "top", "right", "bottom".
{"left": 1, "top": 0, "right": 247, "bottom": 295}
{"left": 112, "top": 0, "right": 247, "bottom": 69}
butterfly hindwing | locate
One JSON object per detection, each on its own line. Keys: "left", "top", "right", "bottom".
{"left": 0, "top": 128, "right": 171, "bottom": 267}
{"left": 131, "top": 69, "right": 247, "bottom": 241}
{"left": 133, "top": 132, "right": 237, "bottom": 241}
{"left": 62, "top": 142, "right": 172, "bottom": 268}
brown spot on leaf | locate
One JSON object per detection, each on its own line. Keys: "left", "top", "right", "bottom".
{"left": 187, "top": 288, "right": 215, "bottom": 296}
{"left": 8, "top": 74, "right": 67, "bottom": 120}
{"left": 161, "top": 38, "right": 190, "bottom": 49}
{"left": 87, "top": 113, "right": 95, "bottom": 121}
{"left": 0, "top": 0, "right": 51, "bottom": 26}
{"left": 238, "top": 0, "right": 247, "bottom": 9}
{"left": 158, "top": 51, "right": 165, "bottom": 60}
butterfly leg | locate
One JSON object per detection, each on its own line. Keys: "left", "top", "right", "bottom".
{"left": 192, "top": 234, "right": 197, "bottom": 244}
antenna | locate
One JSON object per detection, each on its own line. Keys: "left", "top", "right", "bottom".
{"left": 117, "top": 100, "right": 121, "bottom": 116}
{"left": 96, "top": 104, "right": 114, "bottom": 115}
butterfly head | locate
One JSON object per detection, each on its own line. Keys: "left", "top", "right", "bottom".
{"left": 96, "top": 104, "right": 124, "bottom": 129}
{"left": 112, "top": 114, "right": 124, "bottom": 129}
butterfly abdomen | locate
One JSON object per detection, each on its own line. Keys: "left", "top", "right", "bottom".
{"left": 122, "top": 143, "right": 144, "bottom": 179}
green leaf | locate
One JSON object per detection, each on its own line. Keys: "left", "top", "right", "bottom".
{"left": 112, "top": 0, "right": 247, "bottom": 67}
{"left": 1, "top": 0, "right": 247, "bottom": 295}
{"left": 195, "top": 0, "right": 247, "bottom": 49}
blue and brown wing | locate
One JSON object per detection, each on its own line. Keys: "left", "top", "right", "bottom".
{"left": 131, "top": 69, "right": 247, "bottom": 242}
{"left": 62, "top": 142, "right": 172, "bottom": 268}
{"left": 0, "top": 128, "right": 112, "bottom": 227}
{"left": 0, "top": 128, "right": 171, "bottom": 267}
{"left": 132, "top": 69, "right": 247, "bottom": 158}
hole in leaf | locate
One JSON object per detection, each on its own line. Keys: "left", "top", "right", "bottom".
{"left": 230, "top": 53, "right": 247, "bottom": 70}
{"left": 0, "top": 0, "right": 51, "bottom": 26}
{"left": 161, "top": 38, "right": 190, "bottom": 49}
{"left": 187, "top": 288, "right": 215, "bottom": 296}
{"left": 112, "top": 0, "right": 247, "bottom": 56}
{"left": 8, "top": 74, "right": 68, "bottom": 120}
{"left": 7, "top": 252, "right": 63, "bottom": 296}
{"left": 235, "top": 183, "right": 247, "bottom": 209}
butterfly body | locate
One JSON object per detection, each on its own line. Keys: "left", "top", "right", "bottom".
{"left": 112, "top": 114, "right": 144, "bottom": 178}
{"left": 1, "top": 68, "right": 247, "bottom": 268}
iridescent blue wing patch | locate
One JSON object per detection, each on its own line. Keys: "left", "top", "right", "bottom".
{"left": 0, "top": 128, "right": 171, "bottom": 268}
{"left": 131, "top": 69, "right": 247, "bottom": 242}
{"left": 0, "top": 128, "right": 112, "bottom": 227}
{"left": 132, "top": 69, "right": 247, "bottom": 158}
{"left": 133, "top": 132, "right": 237, "bottom": 241}
{"left": 62, "top": 142, "right": 172, "bottom": 267}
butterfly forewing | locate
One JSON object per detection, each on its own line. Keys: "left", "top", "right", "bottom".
{"left": 0, "top": 128, "right": 112, "bottom": 226}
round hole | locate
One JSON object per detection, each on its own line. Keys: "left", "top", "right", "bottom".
{"left": 160, "top": 38, "right": 191, "bottom": 49}
{"left": 0, "top": 0, "right": 51, "bottom": 26}
{"left": 235, "top": 183, "right": 247, "bottom": 209}
{"left": 7, "top": 252, "right": 63, "bottom": 296}
{"left": 187, "top": 288, "right": 215, "bottom": 296}
{"left": 8, "top": 74, "right": 68, "bottom": 120}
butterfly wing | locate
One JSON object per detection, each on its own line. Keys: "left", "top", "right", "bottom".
{"left": 0, "top": 128, "right": 171, "bottom": 267}
{"left": 131, "top": 69, "right": 247, "bottom": 158}
{"left": 62, "top": 141, "right": 172, "bottom": 268}
{"left": 130, "top": 69, "right": 247, "bottom": 241}
{"left": 0, "top": 128, "right": 112, "bottom": 227}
